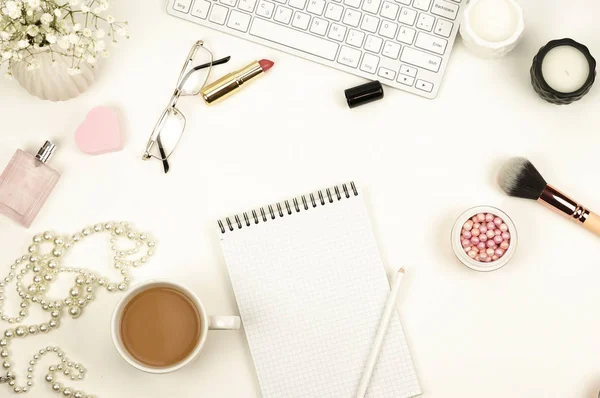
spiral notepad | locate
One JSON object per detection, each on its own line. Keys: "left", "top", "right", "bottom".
{"left": 218, "top": 183, "right": 421, "bottom": 398}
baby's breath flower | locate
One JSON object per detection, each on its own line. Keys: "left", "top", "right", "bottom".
{"left": 1, "top": 51, "right": 12, "bottom": 61}
{"left": 17, "top": 39, "right": 29, "bottom": 48}
{"left": 72, "top": 23, "right": 81, "bottom": 32}
{"left": 67, "top": 33, "right": 79, "bottom": 44}
{"left": 40, "top": 13, "right": 54, "bottom": 24}
{"left": 26, "top": 25, "right": 40, "bottom": 37}
{"left": 54, "top": 8, "right": 62, "bottom": 17}
{"left": 82, "top": 28, "right": 92, "bottom": 37}
{"left": 106, "top": 15, "right": 115, "bottom": 24}
{"left": 46, "top": 34, "right": 57, "bottom": 43}
{"left": 80, "top": 4, "right": 90, "bottom": 12}
{"left": 27, "top": 0, "right": 41, "bottom": 9}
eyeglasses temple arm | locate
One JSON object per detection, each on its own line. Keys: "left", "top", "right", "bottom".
{"left": 157, "top": 137, "right": 170, "bottom": 174}
{"left": 180, "top": 56, "right": 232, "bottom": 90}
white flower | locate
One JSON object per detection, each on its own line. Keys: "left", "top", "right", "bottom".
{"left": 94, "top": 39, "right": 105, "bottom": 51}
{"left": 18, "top": 40, "right": 29, "bottom": 49}
{"left": 27, "top": 0, "right": 41, "bottom": 8}
{"left": 26, "top": 25, "right": 40, "bottom": 37}
{"left": 45, "top": 34, "right": 57, "bottom": 43}
{"left": 80, "top": 4, "right": 90, "bottom": 12}
{"left": 1, "top": 51, "right": 12, "bottom": 61}
{"left": 67, "top": 67, "right": 82, "bottom": 75}
{"left": 4, "top": 1, "right": 21, "bottom": 19}
{"left": 82, "top": 28, "right": 92, "bottom": 37}
{"left": 54, "top": 8, "right": 62, "bottom": 17}
{"left": 0, "top": 31, "right": 11, "bottom": 40}
{"left": 40, "top": 13, "right": 54, "bottom": 24}
{"left": 95, "top": 29, "right": 105, "bottom": 38}
{"left": 106, "top": 15, "right": 115, "bottom": 24}
{"left": 72, "top": 23, "right": 81, "bottom": 32}
{"left": 115, "top": 26, "right": 127, "bottom": 36}
{"left": 58, "top": 37, "right": 70, "bottom": 49}
{"left": 68, "top": 33, "right": 79, "bottom": 44}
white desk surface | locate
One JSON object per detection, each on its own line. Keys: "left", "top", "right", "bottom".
{"left": 1, "top": 0, "right": 600, "bottom": 397}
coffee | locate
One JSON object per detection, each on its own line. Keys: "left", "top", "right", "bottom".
{"left": 120, "top": 287, "right": 201, "bottom": 368}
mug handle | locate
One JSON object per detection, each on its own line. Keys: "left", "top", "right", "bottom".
{"left": 209, "top": 316, "right": 241, "bottom": 330}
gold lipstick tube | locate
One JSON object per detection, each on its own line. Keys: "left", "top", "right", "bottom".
{"left": 201, "top": 61, "right": 264, "bottom": 105}
{"left": 538, "top": 185, "right": 600, "bottom": 236}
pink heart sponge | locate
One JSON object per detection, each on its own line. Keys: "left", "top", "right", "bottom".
{"left": 75, "top": 106, "right": 123, "bottom": 155}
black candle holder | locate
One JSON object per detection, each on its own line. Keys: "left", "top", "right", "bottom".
{"left": 530, "top": 38, "right": 596, "bottom": 105}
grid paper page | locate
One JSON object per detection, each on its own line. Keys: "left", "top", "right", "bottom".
{"left": 220, "top": 192, "right": 421, "bottom": 398}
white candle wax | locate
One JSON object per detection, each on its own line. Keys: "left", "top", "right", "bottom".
{"left": 541, "top": 45, "right": 590, "bottom": 93}
{"left": 469, "top": 0, "right": 518, "bottom": 42}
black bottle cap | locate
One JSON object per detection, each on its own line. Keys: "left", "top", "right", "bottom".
{"left": 344, "top": 81, "right": 384, "bottom": 108}
{"left": 530, "top": 38, "right": 597, "bottom": 105}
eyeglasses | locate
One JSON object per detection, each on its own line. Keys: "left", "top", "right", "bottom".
{"left": 142, "top": 41, "right": 230, "bottom": 173}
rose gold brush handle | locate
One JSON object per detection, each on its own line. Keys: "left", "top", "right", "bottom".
{"left": 538, "top": 185, "right": 600, "bottom": 236}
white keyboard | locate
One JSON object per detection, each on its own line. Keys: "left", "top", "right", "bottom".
{"left": 167, "top": 0, "right": 464, "bottom": 98}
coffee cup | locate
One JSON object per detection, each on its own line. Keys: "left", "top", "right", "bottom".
{"left": 111, "top": 280, "right": 240, "bottom": 374}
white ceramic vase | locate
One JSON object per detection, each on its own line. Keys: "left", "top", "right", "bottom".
{"left": 11, "top": 48, "right": 97, "bottom": 102}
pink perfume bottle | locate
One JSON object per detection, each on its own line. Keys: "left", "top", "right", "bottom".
{"left": 0, "top": 142, "right": 60, "bottom": 228}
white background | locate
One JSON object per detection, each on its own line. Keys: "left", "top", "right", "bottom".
{"left": 1, "top": 0, "right": 599, "bottom": 397}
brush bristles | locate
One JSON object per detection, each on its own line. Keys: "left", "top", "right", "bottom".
{"left": 498, "top": 157, "right": 547, "bottom": 200}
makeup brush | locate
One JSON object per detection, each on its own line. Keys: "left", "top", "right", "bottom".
{"left": 498, "top": 157, "right": 600, "bottom": 236}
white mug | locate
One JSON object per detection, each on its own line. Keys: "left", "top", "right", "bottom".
{"left": 111, "top": 279, "right": 241, "bottom": 374}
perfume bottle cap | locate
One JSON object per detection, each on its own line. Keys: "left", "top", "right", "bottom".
{"left": 35, "top": 141, "right": 56, "bottom": 163}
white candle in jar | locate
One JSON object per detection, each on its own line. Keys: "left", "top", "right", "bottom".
{"left": 541, "top": 45, "right": 590, "bottom": 93}
{"left": 469, "top": 0, "right": 518, "bottom": 42}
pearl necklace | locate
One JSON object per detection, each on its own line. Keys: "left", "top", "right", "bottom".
{"left": 0, "top": 222, "right": 156, "bottom": 397}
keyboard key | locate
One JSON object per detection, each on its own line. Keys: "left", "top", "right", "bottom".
{"left": 431, "top": 0, "right": 458, "bottom": 20}
{"left": 338, "top": 45, "right": 362, "bottom": 67}
{"left": 416, "top": 79, "right": 433, "bottom": 92}
{"left": 398, "top": 7, "right": 416, "bottom": 25}
{"left": 395, "top": 0, "right": 410, "bottom": 4}
{"left": 292, "top": 11, "right": 311, "bottom": 29}
{"left": 227, "top": 9, "right": 251, "bottom": 30}
{"left": 327, "top": 23, "right": 347, "bottom": 41}
{"left": 250, "top": 18, "right": 339, "bottom": 60}
{"left": 360, "top": 53, "right": 379, "bottom": 73}
{"left": 346, "top": 29, "right": 365, "bottom": 47}
{"left": 307, "top": 0, "right": 325, "bottom": 15}
{"left": 191, "top": 0, "right": 211, "bottom": 19}
{"left": 362, "top": 0, "right": 381, "bottom": 14}
{"left": 309, "top": 17, "right": 328, "bottom": 35}
{"left": 360, "top": 15, "right": 379, "bottom": 33}
{"left": 289, "top": 0, "right": 307, "bottom": 9}
{"left": 274, "top": 0, "right": 286, "bottom": 4}
{"left": 343, "top": 9, "right": 362, "bottom": 27}
{"left": 412, "top": 0, "right": 431, "bottom": 11}
{"left": 364, "top": 34, "right": 382, "bottom": 52}
{"left": 380, "top": 2, "right": 398, "bottom": 19}
{"left": 399, "top": 64, "right": 417, "bottom": 77}
{"left": 379, "top": 21, "right": 397, "bottom": 38}
{"left": 382, "top": 40, "right": 401, "bottom": 58}
{"left": 434, "top": 18, "right": 452, "bottom": 37}
{"left": 275, "top": 5, "right": 293, "bottom": 23}
{"left": 398, "top": 74, "right": 414, "bottom": 85}
{"left": 415, "top": 31, "right": 447, "bottom": 54}
{"left": 209, "top": 4, "right": 228, "bottom": 24}
{"left": 378, "top": 67, "right": 396, "bottom": 80}
{"left": 238, "top": 0, "right": 257, "bottom": 12}
{"left": 173, "top": 0, "right": 192, "bottom": 13}
{"left": 221, "top": 0, "right": 237, "bottom": 6}
{"left": 397, "top": 26, "right": 415, "bottom": 43}
{"left": 416, "top": 13, "right": 434, "bottom": 31}
{"left": 257, "top": 0, "right": 275, "bottom": 17}
{"left": 325, "top": 3, "right": 343, "bottom": 21}
{"left": 344, "top": 0, "right": 361, "bottom": 8}
{"left": 400, "top": 46, "right": 441, "bottom": 71}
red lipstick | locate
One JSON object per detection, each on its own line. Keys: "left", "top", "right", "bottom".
{"left": 200, "top": 59, "right": 275, "bottom": 104}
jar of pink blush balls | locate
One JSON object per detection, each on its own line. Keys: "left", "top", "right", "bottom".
{"left": 451, "top": 206, "right": 518, "bottom": 271}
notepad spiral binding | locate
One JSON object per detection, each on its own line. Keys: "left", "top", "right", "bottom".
{"left": 218, "top": 182, "right": 358, "bottom": 233}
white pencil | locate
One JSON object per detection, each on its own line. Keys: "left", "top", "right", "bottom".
{"left": 356, "top": 267, "right": 406, "bottom": 398}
